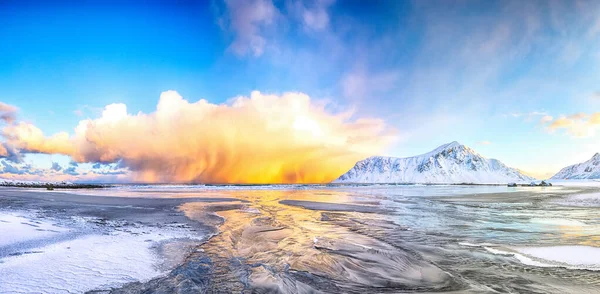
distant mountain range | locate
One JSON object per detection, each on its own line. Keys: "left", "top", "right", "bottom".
{"left": 334, "top": 141, "right": 535, "bottom": 184}
{"left": 551, "top": 153, "right": 600, "bottom": 180}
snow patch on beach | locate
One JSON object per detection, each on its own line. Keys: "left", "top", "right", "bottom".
{"left": 0, "top": 212, "right": 203, "bottom": 293}
{"left": 484, "top": 245, "right": 600, "bottom": 271}
{"left": 0, "top": 212, "right": 70, "bottom": 247}
{"left": 549, "top": 179, "right": 600, "bottom": 187}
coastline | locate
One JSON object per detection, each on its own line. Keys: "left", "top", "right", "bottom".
{"left": 2, "top": 183, "right": 600, "bottom": 293}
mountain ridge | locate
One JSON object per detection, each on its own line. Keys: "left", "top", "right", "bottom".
{"left": 334, "top": 141, "right": 535, "bottom": 184}
{"left": 551, "top": 153, "right": 600, "bottom": 179}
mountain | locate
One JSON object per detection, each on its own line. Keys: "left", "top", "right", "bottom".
{"left": 551, "top": 153, "right": 600, "bottom": 179}
{"left": 334, "top": 141, "right": 535, "bottom": 184}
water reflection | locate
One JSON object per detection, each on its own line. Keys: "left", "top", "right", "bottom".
{"left": 112, "top": 185, "right": 600, "bottom": 293}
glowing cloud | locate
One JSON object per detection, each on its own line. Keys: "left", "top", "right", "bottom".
{"left": 542, "top": 112, "right": 600, "bottom": 138}
{"left": 3, "top": 91, "right": 395, "bottom": 183}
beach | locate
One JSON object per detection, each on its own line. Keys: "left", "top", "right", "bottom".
{"left": 1, "top": 184, "right": 600, "bottom": 293}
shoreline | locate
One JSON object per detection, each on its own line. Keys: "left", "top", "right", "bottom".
{"left": 2, "top": 184, "right": 600, "bottom": 293}
{"left": 0, "top": 188, "right": 241, "bottom": 293}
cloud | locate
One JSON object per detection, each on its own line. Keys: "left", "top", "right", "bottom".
{"left": 73, "top": 105, "right": 102, "bottom": 118}
{"left": 0, "top": 143, "right": 23, "bottom": 163}
{"left": 291, "top": 0, "right": 335, "bottom": 32}
{"left": 477, "top": 141, "right": 492, "bottom": 145}
{"left": 508, "top": 111, "right": 548, "bottom": 119}
{"left": 539, "top": 115, "right": 554, "bottom": 124}
{"left": 342, "top": 68, "right": 400, "bottom": 101}
{"left": 3, "top": 91, "right": 395, "bottom": 184}
{"left": 51, "top": 162, "right": 62, "bottom": 172}
{"left": 0, "top": 159, "right": 126, "bottom": 182}
{"left": 2, "top": 122, "right": 74, "bottom": 155}
{"left": 1, "top": 160, "right": 31, "bottom": 175}
{"left": 64, "top": 166, "right": 79, "bottom": 176}
{"left": 220, "top": 0, "right": 278, "bottom": 57}
{"left": 543, "top": 112, "right": 600, "bottom": 138}
{"left": 0, "top": 102, "right": 18, "bottom": 124}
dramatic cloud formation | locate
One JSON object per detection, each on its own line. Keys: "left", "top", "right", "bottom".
{"left": 2, "top": 91, "right": 395, "bottom": 183}
{"left": 542, "top": 112, "right": 600, "bottom": 138}
{"left": 3, "top": 122, "right": 74, "bottom": 155}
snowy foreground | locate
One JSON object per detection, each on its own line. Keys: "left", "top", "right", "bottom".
{"left": 0, "top": 210, "right": 203, "bottom": 293}
{"left": 0, "top": 188, "right": 222, "bottom": 294}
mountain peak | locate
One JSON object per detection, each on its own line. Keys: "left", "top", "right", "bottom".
{"left": 335, "top": 141, "right": 533, "bottom": 184}
{"left": 443, "top": 141, "right": 462, "bottom": 148}
{"left": 430, "top": 141, "right": 467, "bottom": 154}
{"left": 551, "top": 152, "right": 600, "bottom": 179}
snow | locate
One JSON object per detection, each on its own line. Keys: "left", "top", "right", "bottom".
{"left": 334, "top": 141, "right": 535, "bottom": 184}
{"left": 515, "top": 246, "right": 600, "bottom": 267}
{"left": 0, "top": 212, "right": 70, "bottom": 247}
{"left": 483, "top": 245, "right": 600, "bottom": 271}
{"left": 549, "top": 179, "right": 600, "bottom": 187}
{"left": 0, "top": 178, "right": 75, "bottom": 186}
{"left": 0, "top": 211, "right": 203, "bottom": 293}
{"left": 552, "top": 153, "right": 600, "bottom": 179}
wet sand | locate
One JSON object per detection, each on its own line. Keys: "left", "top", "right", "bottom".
{"left": 2, "top": 185, "right": 600, "bottom": 293}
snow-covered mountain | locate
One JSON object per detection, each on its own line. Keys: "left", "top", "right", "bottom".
{"left": 0, "top": 178, "right": 78, "bottom": 187}
{"left": 551, "top": 153, "right": 600, "bottom": 180}
{"left": 334, "top": 141, "right": 535, "bottom": 184}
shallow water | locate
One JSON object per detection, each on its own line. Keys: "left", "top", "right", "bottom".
{"left": 100, "top": 184, "right": 600, "bottom": 293}
{"left": 3, "top": 185, "right": 600, "bottom": 293}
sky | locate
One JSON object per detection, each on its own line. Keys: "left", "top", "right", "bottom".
{"left": 0, "top": 0, "right": 599, "bottom": 183}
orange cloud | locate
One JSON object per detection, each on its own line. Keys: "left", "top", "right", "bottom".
{"left": 3, "top": 91, "right": 396, "bottom": 184}
{"left": 543, "top": 112, "right": 600, "bottom": 138}
{"left": 3, "top": 122, "right": 74, "bottom": 155}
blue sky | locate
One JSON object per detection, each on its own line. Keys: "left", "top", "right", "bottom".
{"left": 1, "top": 0, "right": 600, "bottom": 182}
